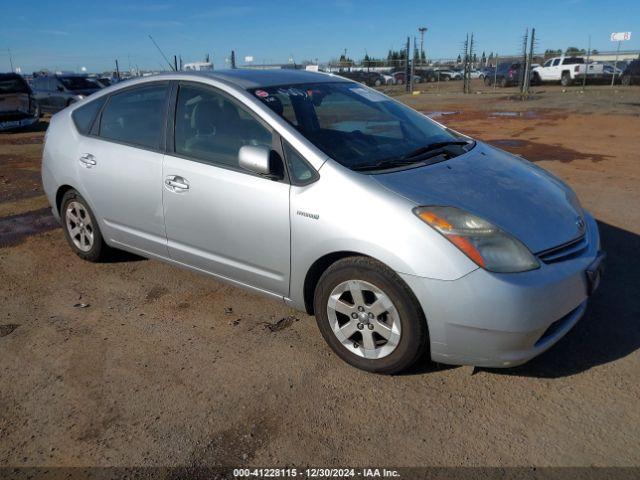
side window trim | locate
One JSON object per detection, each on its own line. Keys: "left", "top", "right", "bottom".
{"left": 169, "top": 80, "right": 290, "bottom": 184}
{"left": 280, "top": 138, "right": 319, "bottom": 187}
{"left": 91, "top": 81, "right": 171, "bottom": 153}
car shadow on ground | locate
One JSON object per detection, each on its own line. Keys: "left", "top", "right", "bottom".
{"left": 403, "top": 220, "right": 640, "bottom": 379}
{"left": 482, "top": 220, "right": 640, "bottom": 379}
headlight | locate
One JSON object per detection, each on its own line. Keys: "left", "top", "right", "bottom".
{"left": 414, "top": 206, "right": 540, "bottom": 273}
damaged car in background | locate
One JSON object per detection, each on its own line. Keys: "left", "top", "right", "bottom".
{"left": 0, "top": 73, "right": 40, "bottom": 132}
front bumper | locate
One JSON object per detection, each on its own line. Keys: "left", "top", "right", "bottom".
{"left": 400, "top": 213, "right": 603, "bottom": 368}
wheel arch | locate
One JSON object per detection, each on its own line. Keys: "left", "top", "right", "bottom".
{"left": 303, "top": 251, "right": 363, "bottom": 315}
{"left": 55, "top": 184, "right": 76, "bottom": 216}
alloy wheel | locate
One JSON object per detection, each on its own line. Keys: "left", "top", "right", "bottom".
{"left": 327, "top": 279, "right": 401, "bottom": 359}
{"left": 65, "top": 201, "right": 94, "bottom": 252}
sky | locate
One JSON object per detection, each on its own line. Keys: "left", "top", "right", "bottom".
{"left": 1, "top": 0, "right": 639, "bottom": 73}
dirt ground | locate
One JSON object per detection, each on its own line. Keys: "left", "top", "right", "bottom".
{"left": 1, "top": 83, "right": 639, "bottom": 469}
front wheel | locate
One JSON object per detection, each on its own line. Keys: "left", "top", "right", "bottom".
{"left": 561, "top": 73, "right": 572, "bottom": 87}
{"left": 313, "top": 257, "right": 428, "bottom": 374}
{"left": 621, "top": 75, "right": 631, "bottom": 86}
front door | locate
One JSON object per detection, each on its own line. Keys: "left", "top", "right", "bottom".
{"left": 162, "top": 82, "right": 290, "bottom": 295}
{"left": 76, "top": 82, "right": 170, "bottom": 257}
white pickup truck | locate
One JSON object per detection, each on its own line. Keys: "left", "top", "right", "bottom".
{"left": 531, "top": 56, "right": 608, "bottom": 86}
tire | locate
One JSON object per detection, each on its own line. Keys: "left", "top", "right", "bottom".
{"left": 374, "top": 79, "right": 382, "bottom": 87}
{"left": 443, "top": 75, "right": 450, "bottom": 82}
{"left": 313, "top": 256, "right": 428, "bottom": 374}
{"left": 484, "top": 76, "right": 492, "bottom": 86}
{"left": 499, "top": 77, "right": 507, "bottom": 88}
{"left": 397, "top": 78, "right": 404, "bottom": 85}
{"left": 60, "top": 190, "right": 109, "bottom": 262}
{"left": 531, "top": 72, "right": 541, "bottom": 86}
{"left": 561, "top": 72, "right": 572, "bottom": 87}
{"left": 621, "top": 75, "right": 631, "bottom": 86}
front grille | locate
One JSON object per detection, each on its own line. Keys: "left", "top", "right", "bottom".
{"left": 537, "top": 235, "right": 588, "bottom": 264}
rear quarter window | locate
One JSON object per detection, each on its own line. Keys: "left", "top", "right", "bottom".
{"left": 72, "top": 96, "right": 107, "bottom": 135}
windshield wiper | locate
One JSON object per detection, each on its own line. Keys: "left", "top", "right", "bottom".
{"left": 352, "top": 140, "right": 474, "bottom": 172}
{"left": 401, "top": 140, "right": 473, "bottom": 160}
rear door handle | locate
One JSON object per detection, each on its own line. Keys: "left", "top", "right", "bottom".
{"left": 164, "top": 175, "right": 189, "bottom": 192}
{"left": 79, "top": 153, "right": 96, "bottom": 167}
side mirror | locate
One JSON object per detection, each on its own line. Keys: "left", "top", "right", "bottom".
{"left": 238, "top": 145, "right": 272, "bottom": 176}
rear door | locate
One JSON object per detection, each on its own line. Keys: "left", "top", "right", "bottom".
{"left": 75, "top": 82, "right": 170, "bottom": 257}
{"left": 162, "top": 82, "right": 290, "bottom": 295}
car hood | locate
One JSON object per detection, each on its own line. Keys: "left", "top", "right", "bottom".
{"left": 372, "top": 142, "right": 584, "bottom": 253}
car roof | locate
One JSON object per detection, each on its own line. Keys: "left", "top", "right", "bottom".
{"left": 175, "top": 69, "right": 350, "bottom": 89}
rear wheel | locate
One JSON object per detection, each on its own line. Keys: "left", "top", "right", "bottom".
{"left": 621, "top": 75, "right": 631, "bottom": 86}
{"left": 561, "top": 72, "right": 572, "bottom": 87}
{"left": 499, "top": 77, "right": 507, "bottom": 88}
{"left": 313, "top": 256, "right": 428, "bottom": 374}
{"left": 484, "top": 76, "right": 492, "bottom": 86}
{"left": 61, "top": 190, "right": 109, "bottom": 262}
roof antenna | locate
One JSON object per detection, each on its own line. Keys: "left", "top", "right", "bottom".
{"left": 148, "top": 35, "right": 175, "bottom": 71}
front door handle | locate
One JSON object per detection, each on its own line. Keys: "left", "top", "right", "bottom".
{"left": 164, "top": 175, "right": 189, "bottom": 192}
{"left": 79, "top": 153, "right": 96, "bottom": 168}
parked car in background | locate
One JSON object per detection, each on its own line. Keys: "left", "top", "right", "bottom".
{"left": 380, "top": 73, "right": 396, "bottom": 85}
{"left": 336, "top": 71, "right": 385, "bottom": 87}
{"left": 0, "top": 73, "right": 40, "bottom": 132}
{"left": 433, "top": 69, "right": 459, "bottom": 81}
{"left": 42, "top": 69, "right": 604, "bottom": 374}
{"left": 479, "top": 66, "right": 495, "bottom": 80}
{"left": 94, "top": 77, "right": 112, "bottom": 88}
{"left": 484, "top": 62, "right": 523, "bottom": 87}
{"left": 392, "top": 71, "right": 423, "bottom": 85}
{"left": 31, "top": 74, "right": 101, "bottom": 113}
{"left": 415, "top": 69, "right": 437, "bottom": 83}
{"left": 469, "top": 70, "right": 483, "bottom": 79}
{"left": 531, "top": 56, "right": 607, "bottom": 86}
{"left": 620, "top": 59, "right": 640, "bottom": 86}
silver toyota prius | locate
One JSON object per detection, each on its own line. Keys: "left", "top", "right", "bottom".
{"left": 41, "top": 69, "right": 605, "bottom": 373}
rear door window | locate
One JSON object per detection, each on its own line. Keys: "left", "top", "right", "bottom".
{"left": 99, "top": 83, "right": 169, "bottom": 149}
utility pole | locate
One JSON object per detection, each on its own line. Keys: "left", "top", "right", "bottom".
{"left": 8, "top": 48, "right": 14, "bottom": 72}
{"left": 583, "top": 35, "right": 590, "bottom": 89}
{"left": 611, "top": 40, "right": 621, "bottom": 87}
{"left": 405, "top": 36, "right": 411, "bottom": 93}
{"left": 418, "top": 27, "right": 427, "bottom": 67}
{"left": 231, "top": 50, "right": 236, "bottom": 69}
{"left": 115, "top": 59, "right": 120, "bottom": 80}
{"left": 526, "top": 28, "right": 536, "bottom": 94}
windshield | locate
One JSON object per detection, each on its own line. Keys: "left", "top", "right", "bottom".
{"left": 59, "top": 76, "right": 100, "bottom": 91}
{"left": 0, "top": 75, "right": 31, "bottom": 94}
{"left": 250, "top": 82, "right": 462, "bottom": 171}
